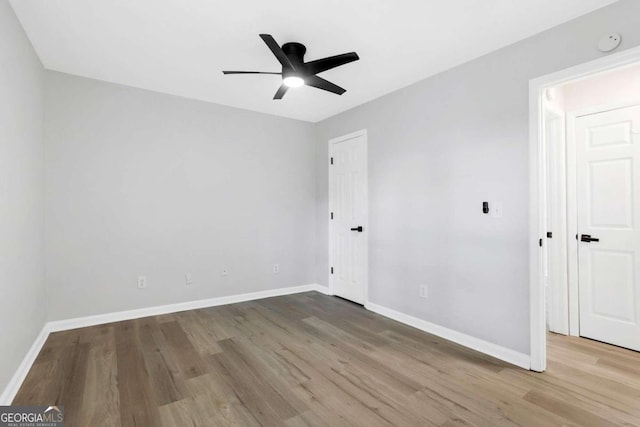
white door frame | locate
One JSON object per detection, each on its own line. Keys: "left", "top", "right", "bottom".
{"left": 328, "top": 129, "right": 368, "bottom": 303}
{"left": 529, "top": 45, "right": 640, "bottom": 372}
{"left": 543, "top": 103, "right": 569, "bottom": 336}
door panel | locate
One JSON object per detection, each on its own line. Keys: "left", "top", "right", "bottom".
{"left": 589, "top": 250, "right": 635, "bottom": 322}
{"left": 329, "top": 132, "right": 367, "bottom": 304}
{"left": 588, "top": 159, "right": 633, "bottom": 228}
{"left": 576, "top": 105, "right": 640, "bottom": 351}
{"left": 588, "top": 121, "right": 632, "bottom": 148}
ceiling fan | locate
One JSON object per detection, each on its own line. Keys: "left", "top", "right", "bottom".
{"left": 223, "top": 34, "right": 359, "bottom": 100}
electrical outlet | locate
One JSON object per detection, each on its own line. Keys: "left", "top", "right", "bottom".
{"left": 138, "top": 276, "right": 147, "bottom": 289}
{"left": 185, "top": 273, "right": 193, "bottom": 285}
{"left": 419, "top": 284, "right": 428, "bottom": 299}
{"left": 222, "top": 268, "right": 228, "bottom": 277}
{"left": 273, "top": 264, "right": 280, "bottom": 274}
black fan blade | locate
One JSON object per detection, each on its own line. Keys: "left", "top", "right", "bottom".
{"left": 222, "top": 71, "right": 282, "bottom": 75}
{"left": 304, "top": 52, "right": 359, "bottom": 75}
{"left": 273, "top": 84, "right": 289, "bottom": 100}
{"left": 305, "top": 75, "right": 346, "bottom": 95}
{"left": 259, "top": 34, "right": 295, "bottom": 70}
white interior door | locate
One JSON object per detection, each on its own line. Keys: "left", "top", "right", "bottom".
{"left": 576, "top": 105, "right": 640, "bottom": 351}
{"left": 329, "top": 131, "right": 367, "bottom": 304}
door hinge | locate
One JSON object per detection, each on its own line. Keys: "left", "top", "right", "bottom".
{"left": 330, "top": 157, "right": 334, "bottom": 165}
{"left": 330, "top": 212, "right": 334, "bottom": 220}
{"left": 539, "top": 238, "right": 543, "bottom": 247}
{"left": 331, "top": 267, "right": 334, "bottom": 274}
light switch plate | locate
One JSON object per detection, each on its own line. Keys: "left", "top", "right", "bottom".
{"left": 492, "top": 202, "right": 503, "bottom": 218}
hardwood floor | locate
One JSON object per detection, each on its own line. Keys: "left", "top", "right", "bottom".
{"left": 13, "top": 292, "right": 640, "bottom": 426}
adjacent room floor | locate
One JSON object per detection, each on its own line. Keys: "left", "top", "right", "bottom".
{"left": 14, "top": 292, "right": 640, "bottom": 426}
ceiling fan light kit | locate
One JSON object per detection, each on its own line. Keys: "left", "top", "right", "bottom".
{"left": 283, "top": 76, "right": 304, "bottom": 87}
{"left": 223, "top": 34, "right": 359, "bottom": 100}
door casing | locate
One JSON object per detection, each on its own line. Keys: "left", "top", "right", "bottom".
{"left": 544, "top": 105, "right": 569, "bottom": 336}
{"left": 328, "top": 129, "right": 368, "bottom": 304}
{"left": 529, "top": 45, "right": 640, "bottom": 372}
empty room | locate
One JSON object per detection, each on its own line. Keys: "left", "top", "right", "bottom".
{"left": 2, "top": 0, "right": 640, "bottom": 426}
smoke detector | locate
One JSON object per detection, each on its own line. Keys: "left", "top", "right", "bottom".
{"left": 598, "top": 33, "right": 622, "bottom": 53}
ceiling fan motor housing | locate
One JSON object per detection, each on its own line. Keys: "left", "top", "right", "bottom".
{"left": 281, "top": 42, "right": 307, "bottom": 76}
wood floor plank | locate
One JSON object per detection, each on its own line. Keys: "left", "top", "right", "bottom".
{"left": 523, "top": 389, "right": 620, "bottom": 427}
{"left": 159, "top": 320, "right": 208, "bottom": 379}
{"left": 158, "top": 397, "right": 208, "bottom": 427}
{"left": 13, "top": 292, "right": 640, "bottom": 426}
{"left": 76, "top": 330, "right": 121, "bottom": 427}
{"left": 174, "top": 310, "right": 224, "bottom": 356}
{"left": 186, "top": 373, "right": 262, "bottom": 427}
{"left": 136, "top": 318, "right": 185, "bottom": 406}
{"left": 44, "top": 340, "right": 91, "bottom": 426}
{"left": 208, "top": 350, "right": 288, "bottom": 425}
{"left": 217, "top": 336, "right": 310, "bottom": 413}
{"left": 211, "top": 338, "right": 301, "bottom": 424}
{"left": 12, "top": 358, "right": 56, "bottom": 405}
{"left": 114, "top": 321, "right": 162, "bottom": 427}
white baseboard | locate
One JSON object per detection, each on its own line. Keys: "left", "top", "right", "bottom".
{"left": 48, "top": 284, "right": 327, "bottom": 332}
{"left": 365, "top": 302, "right": 531, "bottom": 370}
{"left": 311, "top": 284, "right": 332, "bottom": 295}
{"left": 1, "top": 283, "right": 328, "bottom": 404}
{"left": 0, "top": 324, "right": 51, "bottom": 405}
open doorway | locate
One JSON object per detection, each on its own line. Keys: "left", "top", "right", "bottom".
{"left": 530, "top": 47, "right": 640, "bottom": 372}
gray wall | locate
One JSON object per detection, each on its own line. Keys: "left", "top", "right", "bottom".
{"left": 315, "top": 0, "right": 640, "bottom": 355}
{"left": 0, "top": 1, "right": 45, "bottom": 399}
{"left": 44, "top": 72, "right": 316, "bottom": 320}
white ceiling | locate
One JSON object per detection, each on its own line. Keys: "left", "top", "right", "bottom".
{"left": 11, "top": 0, "right": 617, "bottom": 122}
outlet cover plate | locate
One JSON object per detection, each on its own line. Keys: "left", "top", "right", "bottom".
{"left": 419, "top": 284, "right": 428, "bottom": 298}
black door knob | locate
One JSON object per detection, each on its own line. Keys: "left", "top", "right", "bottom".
{"left": 350, "top": 226, "right": 363, "bottom": 232}
{"left": 580, "top": 234, "right": 600, "bottom": 243}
